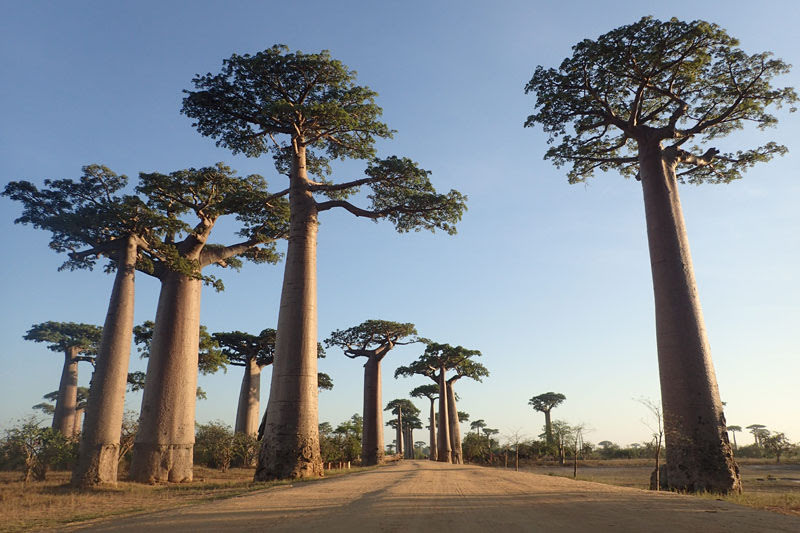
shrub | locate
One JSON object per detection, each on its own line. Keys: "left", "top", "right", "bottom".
{"left": 194, "top": 421, "right": 234, "bottom": 471}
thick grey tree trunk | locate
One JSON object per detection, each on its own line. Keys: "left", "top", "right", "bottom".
{"left": 256, "top": 145, "right": 323, "bottom": 480}
{"left": 361, "top": 357, "right": 384, "bottom": 465}
{"left": 447, "top": 382, "right": 462, "bottom": 464}
{"left": 436, "top": 369, "right": 451, "bottom": 463}
{"left": 73, "top": 238, "right": 137, "bottom": 486}
{"left": 404, "top": 428, "right": 413, "bottom": 459}
{"left": 53, "top": 347, "right": 80, "bottom": 436}
{"left": 235, "top": 357, "right": 261, "bottom": 436}
{"left": 130, "top": 270, "right": 202, "bottom": 483}
{"left": 428, "top": 399, "right": 437, "bottom": 461}
{"left": 638, "top": 141, "right": 741, "bottom": 493}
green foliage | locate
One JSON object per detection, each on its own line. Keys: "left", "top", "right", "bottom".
{"left": 231, "top": 432, "right": 260, "bottom": 467}
{"left": 317, "top": 372, "right": 334, "bottom": 391}
{"left": 133, "top": 321, "right": 226, "bottom": 375}
{"left": 409, "top": 384, "right": 439, "bottom": 401}
{"left": 525, "top": 16, "right": 797, "bottom": 184}
{"left": 23, "top": 321, "right": 102, "bottom": 355}
{"left": 362, "top": 157, "right": 466, "bottom": 235}
{"left": 319, "top": 414, "right": 362, "bottom": 463}
{"left": 0, "top": 418, "right": 77, "bottom": 481}
{"left": 528, "top": 392, "right": 566, "bottom": 414}
{"left": 395, "top": 342, "right": 488, "bottom": 382}
{"left": 194, "top": 421, "right": 235, "bottom": 471}
{"left": 2, "top": 165, "right": 179, "bottom": 271}
{"left": 213, "top": 329, "right": 276, "bottom": 368}
{"left": 384, "top": 399, "right": 420, "bottom": 418}
{"left": 325, "top": 320, "right": 418, "bottom": 354}
{"left": 182, "top": 45, "right": 392, "bottom": 171}
{"left": 182, "top": 45, "right": 467, "bottom": 233}
{"left": 136, "top": 163, "right": 288, "bottom": 290}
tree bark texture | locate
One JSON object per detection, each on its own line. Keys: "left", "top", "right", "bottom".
{"left": 428, "top": 399, "right": 437, "bottom": 461}
{"left": 73, "top": 237, "right": 137, "bottom": 486}
{"left": 361, "top": 357, "right": 384, "bottom": 465}
{"left": 73, "top": 408, "right": 84, "bottom": 438}
{"left": 436, "top": 369, "right": 451, "bottom": 463}
{"left": 130, "top": 271, "right": 202, "bottom": 483}
{"left": 396, "top": 410, "right": 403, "bottom": 458}
{"left": 447, "top": 382, "right": 462, "bottom": 464}
{"left": 544, "top": 411, "right": 552, "bottom": 448}
{"left": 53, "top": 347, "right": 80, "bottom": 436}
{"left": 404, "top": 428, "right": 413, "bottom": 459}
{"left": 256, "top": 146, "right": 323, "bottom": 480}
{"left": 235, "top": 357, "right": 262, "bottom": 436}
{"left": 638, "top": 141, "right": 741, "bottom": 493}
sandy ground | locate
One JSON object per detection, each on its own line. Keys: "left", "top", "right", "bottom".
{"left": 66, "top": 460, "right": 800, "bottom": 532}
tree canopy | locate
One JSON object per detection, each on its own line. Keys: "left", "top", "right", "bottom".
{"left": 410, "top": 384, "right": 439, "bottom": 401}
{"left": 213, "top": 329, "right": 277, "bottom": 368}
{"left": 182, "top": 46, "right": 466, "bottom": 233}
{"left": 528, "top": 392, "right": 567, "bottom": 413}
{"left": 524, "top": 16, "right": 797, "bottom": 184}
{"left": 395, "top": 342, "right": 488, "bottom": 382}
{"left": 325, "top": 320, "right": 418, "bottom": 358}
{"left": 2, "top": 165, "right": 175, "bottom": 271}
{"left": 24, "top": 322, "right": 102, "bottom": 357}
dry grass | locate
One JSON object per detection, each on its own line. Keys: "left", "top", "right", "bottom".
{"left": 523, "top": 459, "right": 800, "bottom": 517}
{"left": 0, "top": 465, "right": 367, "bottom": 532}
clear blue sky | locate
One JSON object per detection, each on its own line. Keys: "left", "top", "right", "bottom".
{"left": 1, "top": 0, "right": 798, "bottom": 449}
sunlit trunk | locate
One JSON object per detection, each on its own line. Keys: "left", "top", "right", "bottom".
{"left": 256, "top": 145, "right": 323, "bottom": 480}
{"left": 361, "top": 357, "right": 384, "bottom": 465}
{"left": 73, "top": 408, "right": 84, "bottom": 438}
{"left": 53, "top": 347, "right": 79, "bottom": 436}
{"left": 73, "top": 237, "right": 137, "bottom": 486}
{"left": 447, "top": 382, "right": 462, "bottom": 464}
{"left": 235, "top": 357, "right": 261, "bottom": 436}
{"left": 396, "top": 409, "right": 403, "bottom": 458}
{"left": 130, "top": 270, "right": 202, "bottom": 483}
{"left": 437, "top": 369, "right": 451, "bottom": 462}
{"left": 428, "top": 399, "right": 437, "bottom": 461}
{"left": 638, "top": 140, "right": 741, "bottom": 494}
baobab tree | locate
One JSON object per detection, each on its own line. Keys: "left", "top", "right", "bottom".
{"left": 395, "top": 342, "right": 487, "bottom": 464}
{"left": 4, "top": 165, "right": 179, "bottom": 486}
{"left": 130, "top": 164, "right": 287, "bottom": 483}
{"left": 746, "top": 424, "right": 768, "bottom": 447}
{"left": 524, "top": 17, "right": 795, "bottom": 492}
{"left": 385, "top": 399, "right": 418, "bottom": 459}
{"left": 528, "top": 392, "right": 566, "bottom": 450}
{"left": 23, "top": 322, "right": 101, "bottom": 436}
{"left": 726, "top": 426, "right": 742, "bottom": 450}
{"left": 325, "top": 320, "right": 418, "bottom": 465}
{"left": 213, "top": 329, "right": 277, "bottom": 436}
{"left": 33, "top": 388, "right": 90, "bottom": 438}
{"left": 410, "top": 384, "right": 439, "bottom": 461}
{"left": 182, "top": 45, "right": 466, "bottom": 479}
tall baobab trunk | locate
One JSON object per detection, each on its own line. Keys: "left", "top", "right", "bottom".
{"left": 130, "top": 271, "right": 202, "bottom": 483}
{"left": 639, "top": 141, "right": 741, "bottom": 493}
{"left": 235, "top": 356, "right": 262, "bottom": 436}
{"left": 256, "top": 145, "right": 323, "bottom": 480}
{"left": 73, "top": 407, "right": 84, "bottom": 438}
{"left": 53, "top": 347, "right": 80, "bottom": 436}
{"left": 437, "top": 369, "right": 451, "bottom": 463}
{"left": 404, "top": 427, "right": 413, "bottom": 459}
{"left": 73, "top": 238, "right": 137, "bottom": 486}
{"left": 428, "top": 398, "right": 437, "bottom": 461}
{"left": 447, "top": 381, "right": 462, "bottom": 464}
{"left": 544, "top": 410, "right": 553, "bottom": 448}
{"left": 395, "top": 409, "right": 403, "bottom": 458}
{"left": 361, "top": 357, "right": 384, "bottom": 465}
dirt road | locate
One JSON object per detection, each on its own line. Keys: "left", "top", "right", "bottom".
{"left": 71, "top": 461, "right": 800, "bottom": 532}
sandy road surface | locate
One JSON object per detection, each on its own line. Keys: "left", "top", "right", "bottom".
{"left": 69, "top": 461, "right": 800, "bottom": 532}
